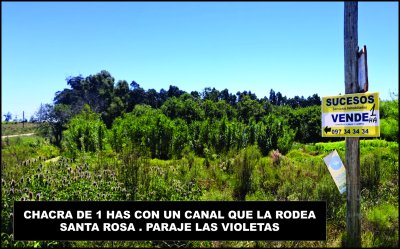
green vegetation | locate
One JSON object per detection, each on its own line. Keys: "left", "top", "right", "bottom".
{"left": 380, "top": 99, "right": 399, "bottom": 142}
{"left": 1, "top": 70, "right": 398, "bottom": 247}
{"left": 2, "top": 134, "right": 397, "bottom": 247}
{"left": 1, "top": 122, "right": 38, "bottom": 136}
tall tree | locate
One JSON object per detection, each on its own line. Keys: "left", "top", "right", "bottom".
{"left": 237, "top": 95, "right": 265, "bottom": 123}
{"left": 35, "top": 103, "right": 72, "bottom": 147}
{"left": 128, "top": 81, "right": 146, "bottom": 112}
{"left": 145, "top": 88, "right": 160, "bottom": 108}
{"left": 115, "top": 80, "right": 130, "bottom": 104}
{"left": 167, "top": 85, "right": 185, "bottom": 98}
{"left": 269, "top": 89, "right": 276, "bottom": 105}
{"left": 203, "top": 87, "right": 219, "bottom": 102}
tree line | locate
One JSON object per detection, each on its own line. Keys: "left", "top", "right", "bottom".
{"left": 31, "top": 70, "right": 325, "bottom": 158}
{"left": 32, "top": 69, "right": 397, "bottom": 159}
{"left": 50, "top": 70, "right": 321, "bottom": 127}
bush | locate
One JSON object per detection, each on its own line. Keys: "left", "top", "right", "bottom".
{"left": 277, "top": 126, "right": 295, "bottom": 155}
{"left": 380, "top": 118, "right": 398, "bottom": 142}
{"left": 232, "top": 146, "right": 261, "bottom": 200}
{"left": 361, "top": 153, "right": 381, "bottom": 197}
{"left": 380, "top": 99, "right": 399, "bottom": 142}
{"left": 313, "top": 175, "right": 345, "bottom": 221}
{"left": 62, "top": 105, "right": 108, "bottom": 158}
{"left": 110, "top": 105, "right": 174, "bottom": 159}
{"left": 366, "top": 203, "right": 399, "bottom": 247}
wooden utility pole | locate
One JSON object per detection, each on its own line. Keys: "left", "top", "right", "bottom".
{"left": 344, "top": 2, "right": 361, "bottom": 247}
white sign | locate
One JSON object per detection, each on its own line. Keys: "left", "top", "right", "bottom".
{"left": 323, "top": 150, "right": 346, "bottom": 194}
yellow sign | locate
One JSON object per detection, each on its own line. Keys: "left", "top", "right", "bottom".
{"left": 321, "top": 92, "right": 379, "bottom": 137}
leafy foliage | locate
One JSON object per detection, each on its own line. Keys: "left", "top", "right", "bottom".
{"left": 233, "top": 145, "right": 261, "bottom": 200}
{"left": 5, "top": 70, "right": 399, "bottom": 247}
{"left": 1, "top": 128, "right": 398, "bottom": 247}
{"left": 380, "top": 99, "right": 399, "bottom": 142}
{"left": 62, "top": 105, "right": 108, "bottom": 158}
{"left": 365, "top": 203, "right": 399, "bottom": 247}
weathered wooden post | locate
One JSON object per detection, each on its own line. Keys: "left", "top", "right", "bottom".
{"left": 344, "top": 2, "right": 361, "bottom": 247}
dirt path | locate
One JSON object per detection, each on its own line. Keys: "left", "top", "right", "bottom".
{"left": 45, "top": 156, "right": 61, "bottom": 164}
{"left": 1, "top": 133, "right": 35, "bottom": 139}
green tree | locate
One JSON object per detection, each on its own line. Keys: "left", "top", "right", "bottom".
{"left": 237, "top": 95, "right": 265, "bottom": 123}
{"left": 35, "top": 103, "right": 72, "bottom": 147}
{"left": 288, "top": 105, "right": 321, "bottom": 143}
{"left": 161, "top": 94, "right": 204, "bottom": 123}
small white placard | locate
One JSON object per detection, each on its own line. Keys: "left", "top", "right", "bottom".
{"left": 323, "top": 150, "right": 346, "bottom": 194}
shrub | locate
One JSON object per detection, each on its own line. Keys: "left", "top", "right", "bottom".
{"left": 380, "top": 118, "right": 398, "bottom": 142}
{"left": 62, "top": 105, "right": 108, "bottom": 158}
{"left": 277, "top": 125, "right": 295, "bottom": 155}
{"left": 232, "top": 146, "right": 261, "bottom": 200}
{"left": 360, "top": 153, "right": 381, "bottom": 197}
{"left": 366, "top": 203, "right": 399, "bottom": 247}
{"left": 313, "top": 175, "right": 345, "bottom": 221}
{"left": 270, "top": 149, "right": 283, "bottom": 166}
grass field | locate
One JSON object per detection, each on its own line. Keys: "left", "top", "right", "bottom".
{"left": 1, "top": 130, "right": 398, "bottom": 248}
{"left": 1, "top": 122, "right": 38, "bottom": 136}
{"left": 1, "top": 118, "right": 399, "bottom": 247}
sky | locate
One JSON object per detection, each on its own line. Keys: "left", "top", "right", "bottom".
{"left": 2, "top": 2, "right": 398, "bottom": 121}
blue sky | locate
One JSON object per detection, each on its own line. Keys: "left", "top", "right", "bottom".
{"left": 2, "top": 2, "right": 398, "bottom": 120}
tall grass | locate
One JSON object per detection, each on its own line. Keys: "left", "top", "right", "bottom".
{"left": 1, "top": 136, "right": 398, "bottom": 247}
